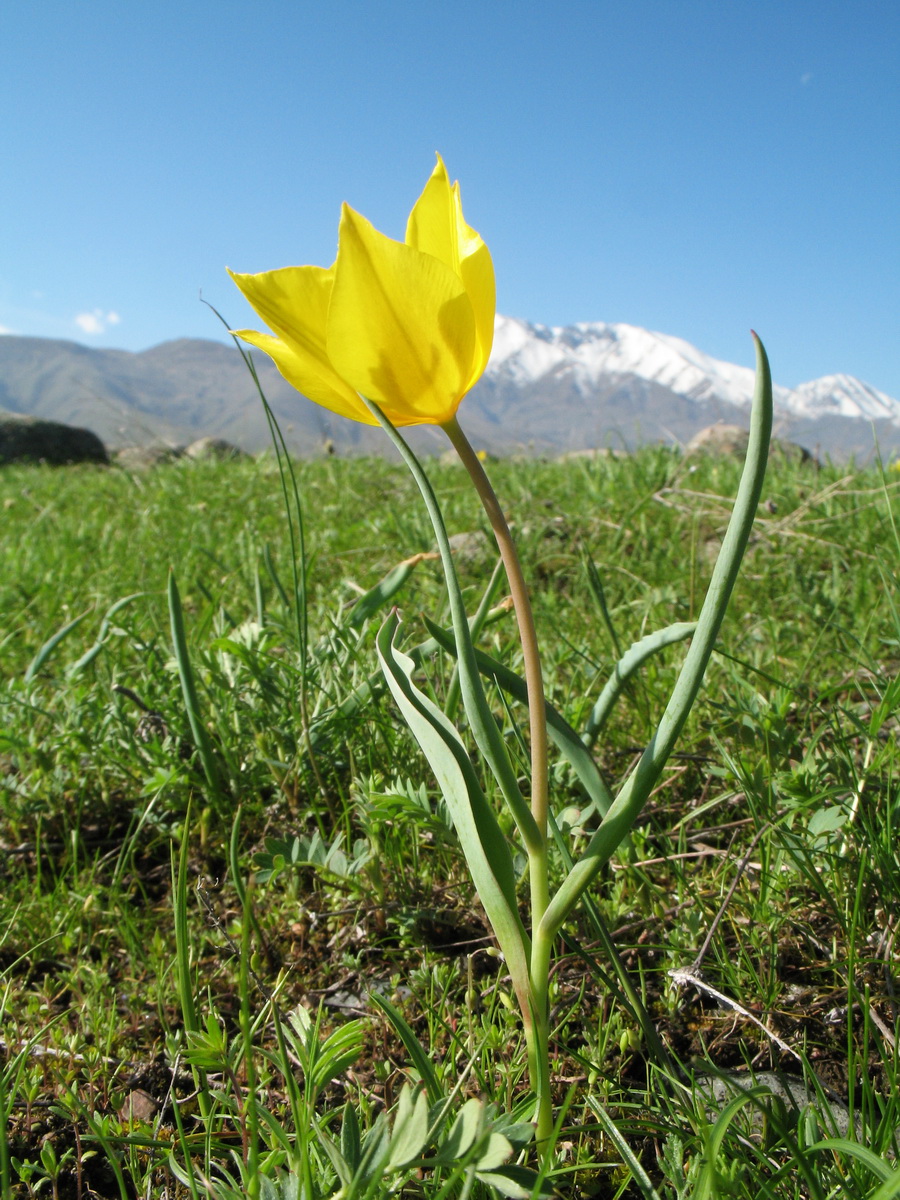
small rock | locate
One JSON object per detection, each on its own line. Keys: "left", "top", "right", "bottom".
{"left": 119, "top": 1089, "right": 159, "bottom": 1123}
{"left": 687, "top": 423, "right": 813, "bottom": 464}
{"left": 114, "top": 445, "right": 182, "bottom": 470}
{"left": 183, "top": 436, "right": 246, "bottom": 461}
{"left": 448, "top": 530, "right": 491, "bottom": 564}
{"left": 558, "top": 447, "right": 624, "bottom": 462}
{"left": 697, "top": 1070, "right": 859, "bottom": 1138}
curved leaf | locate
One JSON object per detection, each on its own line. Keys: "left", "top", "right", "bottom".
{"left": 423, "top": 616, "right": 614, "bottom": 816}
{"left": 541, "top": 334, "right": 773, "bottom": 942}
{"left": 582, "top": 621, "right": 697, "bottom": 748}
{"left": 376, "top": 614, "right": 531, "bottom": 1001}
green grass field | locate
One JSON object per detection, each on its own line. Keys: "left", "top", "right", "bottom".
{"left": 2, "top": 444, "right": 900, "bottom": 1198}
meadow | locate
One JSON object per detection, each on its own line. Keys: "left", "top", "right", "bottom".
{"left": 2, "top": 443, "right": 899, "bottom": 1198}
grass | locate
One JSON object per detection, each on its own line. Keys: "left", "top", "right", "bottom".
{"left": 1, "top": 444, "right": 900, "bottom": 1197}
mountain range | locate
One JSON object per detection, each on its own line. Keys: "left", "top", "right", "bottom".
{"left": 1, "top": 317, "right": 897, "bottom": 460}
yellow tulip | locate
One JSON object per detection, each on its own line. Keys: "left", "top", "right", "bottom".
{"left": 228, "top": 156, "right": 495, "bottom": 427}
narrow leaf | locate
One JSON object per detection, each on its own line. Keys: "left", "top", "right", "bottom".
{"left": 588, "top": 1099, "right": 664, "bottom": 1200}
{"left": 424, "top": 616, "right": 613, "bottom": 815}
{"left": 870, "top": 1169, "right": 900, "bottom": 1200}
{"left": 66, "top": 592, "right": 147, "bottom": 677}
{"left": 24, "top": 610, "right": 91, "bottom": 683}
{"left": 167, "top": 570, "right": 227, "bottom": 805}
{"left": 340, "top": 1101, "right": 361, "bottom": 1172}
{"left": 347, "top": 553, "right": 436, "bottom": 627}
{"left": 806, "top": 1138, "right": 893, "bottom": 1183}
{"left": 366, "top": 399, "right": 540, "bottom": 855}
{"left": 541, "top": 334, "right": 774, "bottom": 942}
{"left": 354, "top": 1113, "right": 392, "bottom": 1191}
{"left": 369, "top": 992, "right": 442, "bottom": 1108}
{"left": 377, "top": 614, "right": 531, "bottom": 1004}
{"left": 582, "top": 622, "right": 697, "bottom": 748}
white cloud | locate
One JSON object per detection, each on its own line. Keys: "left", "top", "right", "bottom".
{"left": 75, "top": 312, "right": 103, "bottom": 334}
{"left": 74, "top": 309, "right": 121, "bottom": 335}
{"left": 0, "top": 324, "right": 15, "bottom": 335}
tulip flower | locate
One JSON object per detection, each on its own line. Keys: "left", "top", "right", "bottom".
{"left": 227, "top": 154, "right": 775, "bottom": 1156}
{"left": 228, "top": 156, "right": 495, "bottom": 427}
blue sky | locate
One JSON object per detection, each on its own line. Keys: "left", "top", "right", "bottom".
{"left": 2, "top": 1, "right": 898, "bottom": 395}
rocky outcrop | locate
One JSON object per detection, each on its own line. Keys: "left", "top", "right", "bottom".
{"left": 558, "top": 447, "right": 624, "bottom": 462}
{"left": 0, "top": 415, "right": 108, "bottom": 465}
{"left": 114, "top": 438, "right": 247, "bottom": 468}
{"left": 114, "top": 445, "right": 182, "bottom": 470}
{"left": 183, "top": 436, "right": 246, "bottom": 461}
{"left": 687, "top": 423, "right": 814, "bottom": 464}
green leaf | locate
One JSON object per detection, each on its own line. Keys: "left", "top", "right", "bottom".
{"left": 368, "top": 991, "right": 442, "bottom": 1108}
{"left": 281, "top": 1006, "right": 365, "bottom": 1105}
{"left": 474, "top": 1130, "right": 513, "bottom": 1172}
{"left": 66, "top": 592, "right": 147, "bottom": 677}
{"left": 869, "top": 1168, "right": 900, "bottom": 1200}
{"left": 354, "top": 1113, "right": 392, "bottom": 1191}
{"left": 167, "top": 570, "right": 228, "bottom": 806}
{"left": 386, "top": 1085, "right": 430, "bottom": 1169}
{"left": 588, "top": 1099, "right": 664, "bottom": 1200}
{"left": 437, "top": 1098, "right": 484, "bottom": 1162}
{"left": 340, "top": 1101, "right": 361, "bottom": 1173}
{"left": 476, "top": 1165, "right": 554, "bottom": 1200}
{"left": 312, "top": 1021, "right": 366, "bottom": 1097}
{"left": 376, "top": 615, "right": 531, "bottom": 1000}
{"left": 807, "top": 806, "right": 848, "bottom": 837}
{"left": 424, "top": 616, "right": 613, "bottom": 816}
{"left": 346, "top": 554, "right": 430, "bottom": 627}
{"left": 491, "top": 1118, "right": 535, "bottom": 1152}
{"left": 541, "top": 334, "right": 774, "bottom": 943}
{"left": 312, "top": 1116, "right": 353, "bottom": 1189}
{"left": 806, "top": 1137, "right": 893, "bottom": 1184}
{"left": 24, "top": 609, "right": 91, "bottom": 683}
{"left": 582, "top": 621, "right": 697, "bottom": 748}
{"left": 365, "top": 399, "right": 539, "bottom": 855}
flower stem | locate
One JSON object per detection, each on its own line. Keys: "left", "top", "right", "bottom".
{"left": 441, "top": 419, "right": 550, "bottom": 850}
{"left": 441, "top": 417, "right": 554, "bottom": 1145}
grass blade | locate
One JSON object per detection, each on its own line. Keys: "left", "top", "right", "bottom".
{"left": 167, "top": 568, "right": 228, "bottom": 806}
{"left": 24, "top": 610, "right": 91, "bottom": 682}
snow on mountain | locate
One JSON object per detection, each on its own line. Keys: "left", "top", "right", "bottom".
{"left": 789, "top": 374, "right": 900, "bottom": 423}
{"left": 487, "top": 315, "right": 792, "bottom": 408}
{"left": 487, "top": 315, "right": 900, "bottom": 427}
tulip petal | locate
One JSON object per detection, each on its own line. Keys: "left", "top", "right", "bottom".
{"left": 406, "top": 158, "right": 495, "bottom": 390}
{"left": 328, "top": 204, "right": 476, "bottom": 424}
{"left": 454, "top": 196, "right": 496, "bottom": 389}
{"left": 229, "top": 263, "right": 331, "bottom": 366}
{"left": 229, "top": 265, "right": 370, "bottom": 420}
{"left": 406, "top": 156, "right": 462, "bottom": 273}
{"left": 230, "top": 328, "right": 376, "bottom": 425}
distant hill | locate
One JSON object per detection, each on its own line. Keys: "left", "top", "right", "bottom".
{"left": 0, "top": 335, "right": 398, "bottom": 455}
{"left": 1, "top": 320, "right": 897, "bottom": 460}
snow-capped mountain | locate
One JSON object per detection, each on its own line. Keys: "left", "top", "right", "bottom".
{"left": 790, "top": 374, "right": 900, "bottom": 424}
{"left": 486, "top": 316, "right": 900, "bottom": 430}
{"left": 0, "top": 323, "right": 897, "bottom": 461}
